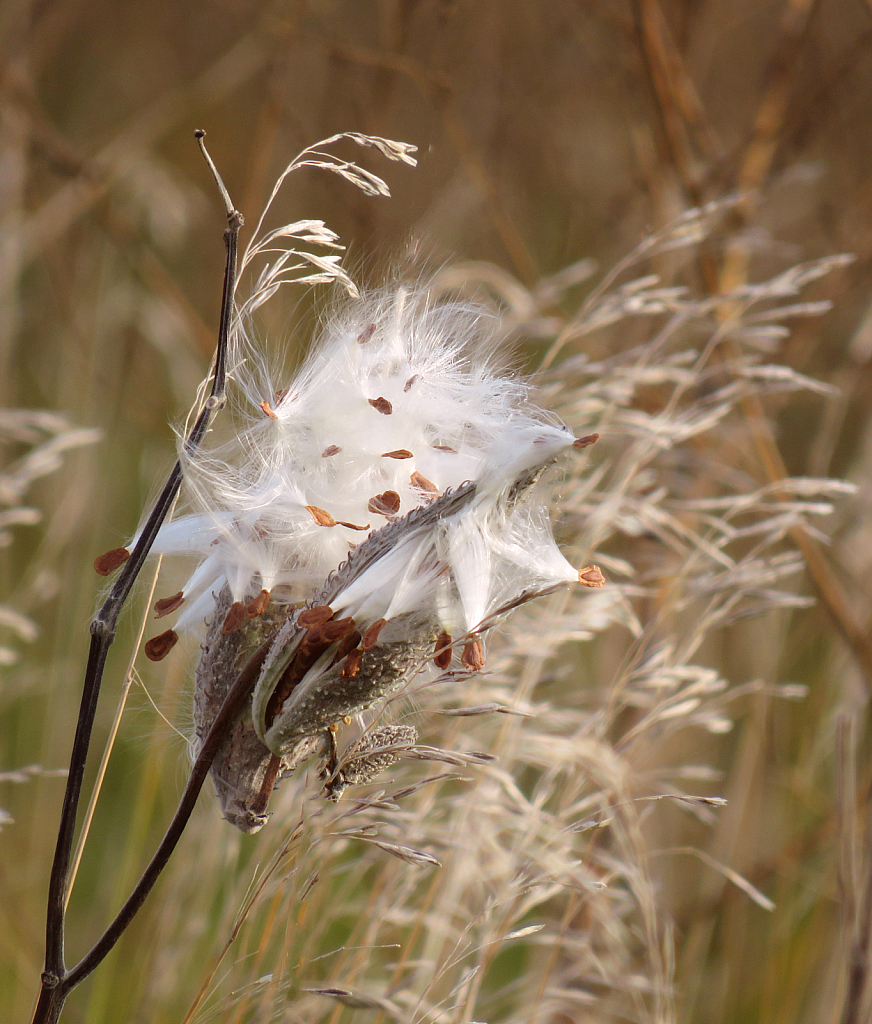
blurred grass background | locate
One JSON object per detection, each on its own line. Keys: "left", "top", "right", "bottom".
{"left": 2, "top": 1, "right": 872, "bottom": 1022}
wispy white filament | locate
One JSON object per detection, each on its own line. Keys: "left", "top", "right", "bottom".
{"left": 148, "top": 284, "right": 587, "bottom": 642}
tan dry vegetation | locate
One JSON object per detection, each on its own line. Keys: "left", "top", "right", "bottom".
{"left": 2, "top": 2, "right": 872, "bottom": 1023}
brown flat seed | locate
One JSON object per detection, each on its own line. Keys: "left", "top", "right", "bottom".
{"left": 154, "top": 591, "right": 184, "bottom": 618}
{"left": 382, "top": 449, "right": 413, "bottom": 459}
{"left": 578, "top": 564, "right": 606, "bottom": 588}
{"left": 368, "top": 490, "right": 401, "bottom": 516}
{"left": 573, "top": 433, "right": 599, "bottom": 449}
{"left": 357, "top": 322, "right": 376, "bottom": 344}
{"left": 322, "top": 616, "right": 356, "bottom": 642}
{"left": 306, "top": 505, "right": 336, "bottom": 527}
{"left": 298, "top": 605, "right": 335, "bottom": 628}
{"left": 410, "top": 471, "right": 438, "bottom": 493}
{"left": 300, "top": 625, "right": 324, "bottom": 648}
{"left": 322, "top": 445, "right": 342, "bottom": 457}
{"left": 432, "top": 444, "right": 457, "bottom": 453}
{"left": 144, "top": 629, "right": 178, "bottom": 662}
{"left": 94, "top": 547, "right": 130, "bottom": 575}
{"left": 403, "top": 374, "right": 418, "bottom": 392}
{"left": 222, "top": 602, "right": 245, "bottom": 635}
{"left": 433, "top": 631, "right": 452, "bottom": 669}
{"left": 259, "top": 400, "right": 278, "bottom": 419}
{"left": 335, "top": 629, "right": 362, "bottom": 660}
{"left": 245, "top": 589, "right": 270, "bottom": 618}
{"left": 368, "top": 397, "right": 393, "bottom": 415}
{"left": 461, "top": 639, "right": 485, "bottom": 672}
{"left": 361, "top": 618, "right": 387, "bottom": 650}
{"left": 336, "top": 520, "right": 370, "bottom": 531}
{"left": 342, "top": 649, "right": 363, "bottom": 678}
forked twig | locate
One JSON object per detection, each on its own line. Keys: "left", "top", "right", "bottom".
{"left": 31, "top": 131, "right": 243, "bottom": 1024}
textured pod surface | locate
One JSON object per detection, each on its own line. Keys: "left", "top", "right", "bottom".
{"left": 193, "top": 589, "right": 322, "bottom": 833}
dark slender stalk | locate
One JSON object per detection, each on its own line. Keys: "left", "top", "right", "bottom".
{"left": 66, "top": 639, "right": 270, "bottom": 989}
{"left": 31, "top": 639, "right": 268, "bottom": 1024}
{"left": 32, "top": 131, "right": 243, "bottom": 1024}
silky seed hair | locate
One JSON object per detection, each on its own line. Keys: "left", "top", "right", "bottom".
{"left": 140, "top": 283, "right": 600, "bottom": 831}
{"left": 147, "top": 284, "right": 597, "bottom": 645}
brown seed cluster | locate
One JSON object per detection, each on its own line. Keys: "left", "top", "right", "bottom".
{"left": 264, "top": 606, "right": 367, "bottom": 727}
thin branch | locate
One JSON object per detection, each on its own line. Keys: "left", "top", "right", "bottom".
{"left": 65, "top": 638, "right": 271, "bottom": 989}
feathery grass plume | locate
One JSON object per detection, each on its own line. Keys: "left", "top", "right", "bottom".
{"left": 134, "top": 134, "right": 601, "bottom": 831}
{"left": 0, "top": 408, "right": 101, "bottom": 666}
{"left": 0, "top": 409, "right": 99, "bottom": 827}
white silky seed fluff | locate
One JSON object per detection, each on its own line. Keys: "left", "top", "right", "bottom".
{"left": 148, "top": 285, "right": 585, "bottom": 641}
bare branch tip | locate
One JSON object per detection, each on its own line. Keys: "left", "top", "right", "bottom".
{"left": 195, "top": 129, "right": 238, "bottom": 222}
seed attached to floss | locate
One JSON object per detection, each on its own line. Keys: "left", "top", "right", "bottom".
{"left": 259, "top": 400, "right": 278, "bottom": 419}
{"left": 322, "top": 616, "right": 357, "bottom": 642}
{"left": 342, "top": 648, "right": 363, "bottom": 678}
{"left": 357, "top": 322, "right": 376, "bottom": 344}
{"left": 578, "top": 564, "right": 606, "bottom": 588}
{"left": 573, "top": 433, "right": 600, "bottom": 449}
{"left": 321, "top": 445, "right": 342, "bottom": 457}
{"left": 94, "top": 547, "right": 130, "bottom": 576}
{"left": 144, "top": 629, "right": 179, "bottom": 662}
{"left": 368, "top": 490, "right": 401, "bottom": 516}
{"left": 245, "top": 589, "right": 270, "bottom": 618}
{"left": 433, "top": 631, "right": 452, "bottom": 669}
{"left": 410, "top": 471, "right": 438, "bottom": 493}
{"left": 382, "top": 449, "right": 413, "bottom": 459}
{"left": 154, "top": 591, "right": 185, "bottom": 618}
{"left": 334, "top": 629, "right": 362, "bottom": 660}
{"left": 306, "top": 505, "right": 336, "bottom": 527}
{"left": 221, "top": 601, "right": 246, "bottom": 635}
{"left": 368, "top": 396, "right": 393, "bottom": 415}
{"left": 403, "top": 375, "right": 418, "bottom": 392}
{"left": 361, "top": 618, "right": 387, "bottom": 650}
{"left": 461, "top": 639, "right": 485, "bottom": 672}
{"left": 297, "top": 605, "right": 335, "bottom": 628}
